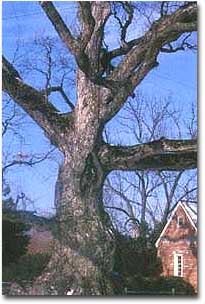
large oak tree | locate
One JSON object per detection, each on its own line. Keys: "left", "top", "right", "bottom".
{"left": 3, "top": 1, "right": 197, "bottom": 295}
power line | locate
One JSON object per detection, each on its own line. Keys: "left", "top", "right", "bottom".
{"left": 3, "top": 11, "right": 44, "bottom": 20}
{"left": 156, "top": 73, "right": 196, "bottom": 91}
{"left": 2, "top": 7, "right": 76, "bottom": 21}
{"left": 142, "top": 74, "right": 196, "bottom": 94}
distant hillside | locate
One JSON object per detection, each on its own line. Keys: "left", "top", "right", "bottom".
{"left": 3, "top": 208, "right": 56, "bottom": 228}
{"left": 3, "top": 208, "right": 56, "bottom": 254}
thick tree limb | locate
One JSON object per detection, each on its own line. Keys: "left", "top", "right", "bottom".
{"left": 107, "top": 36, "right": 145, "bottom": 60}
{"left": 2, "top": 56, "right": 72, "bottom": 140}
{"left": 40, "top": 2, "right": 111, "bottom": 78}
{"left": 99, "top": 2, "right": 197, "bottom": 122}
{"left": 85, "top": 1, "right": 111, "bottom": 73}
{"left": 39, "top": 1, "right": 79, "bottom": 54}
{"left": 39, "top": 1, "right": 197, "bottom": 127}
{"left": 108, "top": 3, "right": 196, "bottom": 79}
{"left": 39, "top": 1, "right": 91, "bottom": 75}
{"left": 99, "top": 139, "right": 197, "bottom": 172}
{"left": 78, "top": 2, "right": 95, "bottom": 48}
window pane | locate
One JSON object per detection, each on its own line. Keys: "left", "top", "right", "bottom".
{"left": 177, "top": 256, "right": 182, "bottom": 276}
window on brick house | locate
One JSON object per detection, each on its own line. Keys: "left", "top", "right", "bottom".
{"left": 177, "top": 216, "right": 184, "bottom": 227}
{"left": 174, "top": 253, "right": 183, "bottom": 277}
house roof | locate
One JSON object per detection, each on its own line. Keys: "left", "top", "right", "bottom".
{"left": 181, "top": 201, "right": 197, "bottom": 225}
{"left": 27, "top": 227, "right": 53, "bottom": 254}
{"left": 155, "top": 201, "right": 197, "bottom": 247}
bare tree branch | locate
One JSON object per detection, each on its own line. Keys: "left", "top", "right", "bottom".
{"left": 157, "top": 170, "right": 184, "bottom": 224}
{"left": 105, "top": 205, "right": 131, "bottom": 219}
{"left": 2, "top": 105, "right": 16, "bottom": 137}
{"left": 160, "top": 1, "right": 169, "bottom": 17}
{"left": 2, "top": 56, "right": 74, "bottom": 142}
{"left": 109, "top": 2, "right": 196, "bottom": 74}
{"left": 105, "top": 177, "right": 142, "bottom": 207}
{"left": 39, "top": 1, "right": 92, "bottom": 75}
{"left": 2, "top": 148, "right": 56, "bottom": 174}
{"left": 41, "top": 86, "right": 75, "bottom": 110}
{"left": 177, "top": 187, "right": 197, "bottom": 203}
{"left": 40, "top": 1, "right": 96, "bottom": 75}
{"left": 161, "top": 33, "right": 197, "bottom": 53}
{"left": 113, "top": 1, "right": 134, "bottom": 46}
{"left": 100, "top": 2, "right": 197, "bottom": 122}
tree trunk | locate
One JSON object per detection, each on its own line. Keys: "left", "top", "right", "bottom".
{"left": 30, "top": 164, "right": 114, "bottom": 295}
{"left": 26, "top": 71, "right": 115, "bottom": 296}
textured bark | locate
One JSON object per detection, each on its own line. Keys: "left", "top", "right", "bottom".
{"left": 26, "top": 70, "right": 115, "bottom": 295}
{"left": 28, "top": 165, "right": 114, "bottom": 295}
{"left": 99, "top": 139, "right": 197, "bottom": 172}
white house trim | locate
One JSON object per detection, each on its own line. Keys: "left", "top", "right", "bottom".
{"left": 173, "top": 252, "right": 183, "bottom": 277}
{"left": 155, "top": 201, "right": 197, "bottom": 248}
{"left": 180, "top": 201, "right": 197, "bottom": 231}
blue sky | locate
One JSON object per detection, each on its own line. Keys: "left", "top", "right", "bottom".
{"left": 2, "top": 1, "right": 197, "bottom": 216}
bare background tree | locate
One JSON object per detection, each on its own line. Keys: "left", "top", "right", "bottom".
{"left": 2, "top": 35, "right": 76, "bottom": 213}
{"left": 103, "top": 92, "right": 197, "bottom": 240}
{"left": 3, "top": 1, "right": 197, "bottom": 295}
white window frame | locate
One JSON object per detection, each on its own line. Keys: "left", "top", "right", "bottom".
{"left": 174, "top": 253, "right": 183, "bottom": 277}
{"left": 177, "top": 216, "right": 184, "bottom": 227}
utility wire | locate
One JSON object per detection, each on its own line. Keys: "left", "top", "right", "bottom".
{"left": 2, "top": 7, "right": 76, "bottom": 21}
{"left": 156, "top": 73, "right": 196, "bottom": 91}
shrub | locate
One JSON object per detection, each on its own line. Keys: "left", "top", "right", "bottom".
{"left": 3, "top": 253, "right": 50, "bottom": 283}
{"left": 125, "top": 275, "right": 195, "bottom": 295}
{"left": 153, "top": 276, "right": 196, "bottom": 295}
{"left": 114, "top": 234, "right": 162, "bottom": 278}
{"left": 2, "top": 210, "right": 30, "bottom": 266}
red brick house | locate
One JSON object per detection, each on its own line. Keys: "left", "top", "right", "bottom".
{"left": 155, "top": 201, "right": 197, "bottom": 291}
{"left": 27, "top": 226, "right": 53, "bottom": 254}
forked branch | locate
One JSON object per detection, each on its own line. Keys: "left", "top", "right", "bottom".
{"left": 41, "top": 86, "right": 75, "bottom": 110}
{"left": 2, "top": 56, "right": 73, "bottom": 140}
